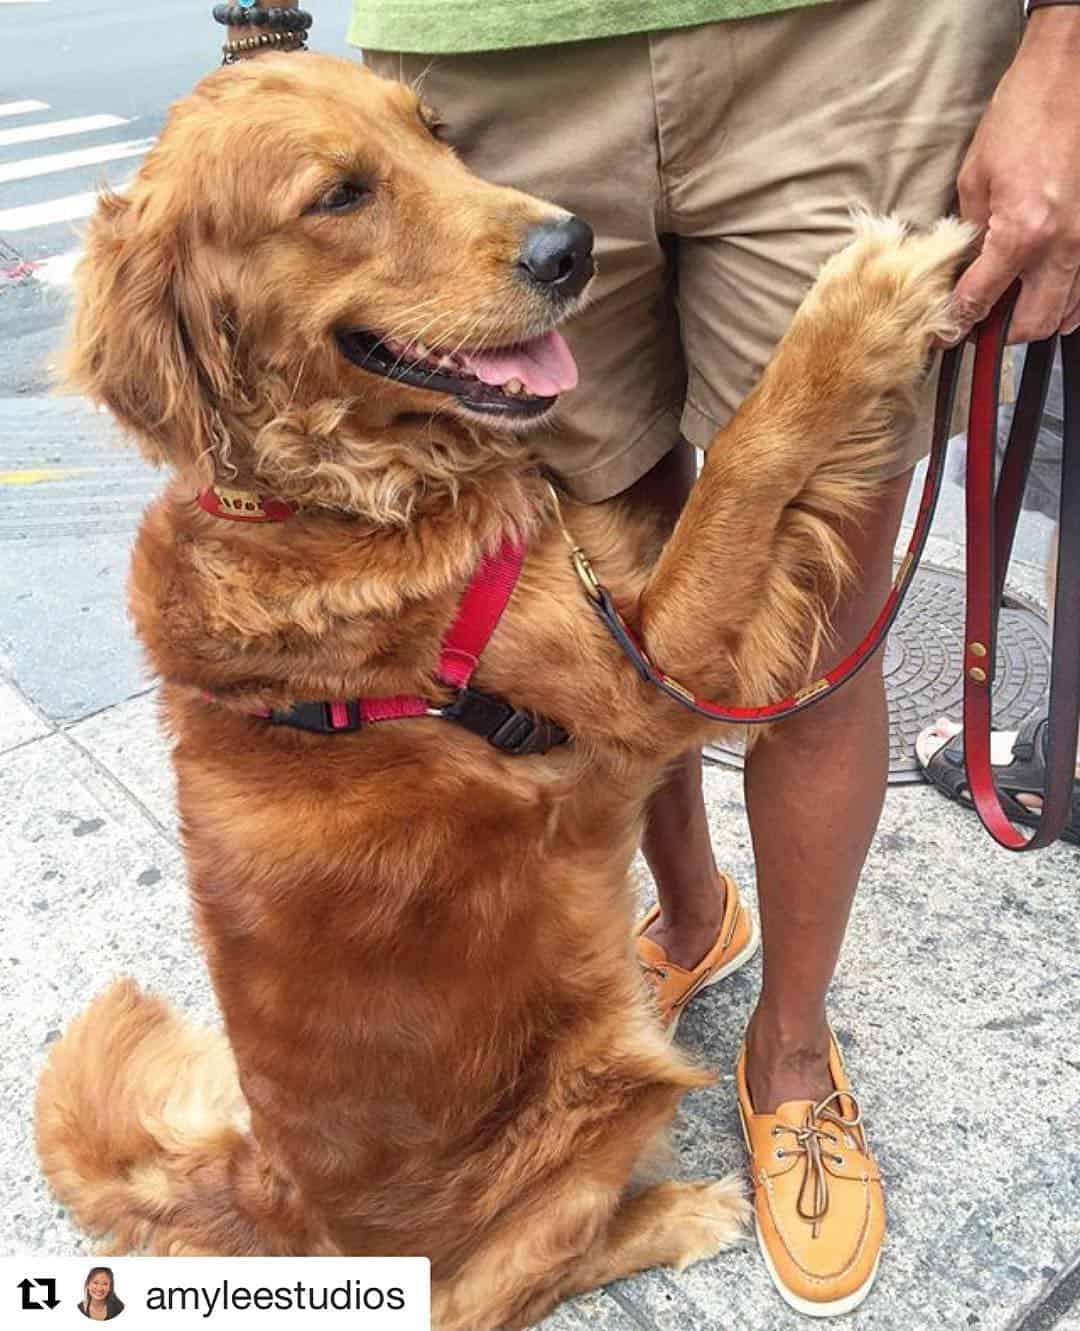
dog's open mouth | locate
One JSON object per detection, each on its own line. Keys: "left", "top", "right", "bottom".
{"left": 336, "top": 327, "right": 578, "bottom": 418}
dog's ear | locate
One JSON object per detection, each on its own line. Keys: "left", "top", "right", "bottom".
{"left": 63, "top": 188, "right": 231, "bottom": 480}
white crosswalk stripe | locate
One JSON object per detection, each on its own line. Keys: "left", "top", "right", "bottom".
{"left": 0, "top": 188, "right": 124, "bottom": 232}
{"left": 34, "top": 250, "right": 81, "bottom": 286}
{"left": 0, "top": 139, "right": 153, "bottom": 185}
{"left": 0, "top": 100, "right": 49, "bottom": 118}
{"left": 0, "top": 95, "right": 149, "bottom": 273}
{"left": 0, "top": 114, "right": 129, "bottom": 150}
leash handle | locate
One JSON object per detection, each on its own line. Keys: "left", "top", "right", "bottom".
{"left": 962, "top": 294, "right": 1080, "bottom": 851}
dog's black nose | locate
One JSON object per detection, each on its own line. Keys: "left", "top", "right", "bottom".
{"left": 518, "top": 216, "right": 594, "bottom": 300}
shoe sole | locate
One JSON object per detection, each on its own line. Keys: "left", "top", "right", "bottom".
{"left": 667, "top": 911, "right": 761, "bottom": 1038}
{"left": 734, "top": 1100, "right": 881, "bottom": 1319}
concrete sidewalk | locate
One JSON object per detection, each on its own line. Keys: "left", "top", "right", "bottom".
{"left": 2, "top": 398, "right": 1079, "bottom": 1331}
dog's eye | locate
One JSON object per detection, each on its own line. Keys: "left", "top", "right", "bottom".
{"left": 309, "top": 181, "right": 370, "bottom": 215}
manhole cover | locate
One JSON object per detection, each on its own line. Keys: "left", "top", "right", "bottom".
{"left": 704, "top": 562, "right": 1051, "bottom": 784}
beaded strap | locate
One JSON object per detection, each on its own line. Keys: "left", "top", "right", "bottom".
{"left": 223, "top": 29, "right": 307, "bottom": 60}
{"left": 212, "top": 5, "right": 313, "bottom": 31}
{"left": 214, "top": 2, "right": 312, "bottom": 63}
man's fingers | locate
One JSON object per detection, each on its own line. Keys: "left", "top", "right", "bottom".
{"left": 1062, "top": 271, "right": 1080, "bottom": 336}
{"left": 948, "top": 224, "right": 1080, "bottom": 343}
{"left": 956, "top": 155, "right": 991, "bottom": 231}
{"left": 946, "top": 240, "right": 1018, "bottom": 344}
{"left": 1006, "top": 256, "right": 1076, "bottom": 344}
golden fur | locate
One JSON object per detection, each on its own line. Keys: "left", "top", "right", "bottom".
{"left": 36, "top": 54, "right": 971, "bottom": 1330}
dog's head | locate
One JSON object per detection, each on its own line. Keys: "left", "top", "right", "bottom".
{"left": 65, "top": 55, "right": 593, "bottom": 516}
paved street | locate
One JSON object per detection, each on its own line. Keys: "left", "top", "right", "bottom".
{"left": 0, "top": 0, "right": 350, "bottom": 392}
{"left": 1, "top": 5, "right": 1079, "bottom": 1329}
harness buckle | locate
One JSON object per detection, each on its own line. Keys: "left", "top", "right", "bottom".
{"left": 440, "top": 685, "right": 568, "bottom": 756}
{"left": 489, "top": 708, "right": 545, "bottom": 755}
{"left": 270, "top": 700, "right": 362, "bottom": 733}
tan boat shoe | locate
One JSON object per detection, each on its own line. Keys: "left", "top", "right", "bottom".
{"left": 735, "top": 1036, "right": 885, "bottom": 1318}
{"left": 633, "top": 873, "right": 760, "bottom": 1034}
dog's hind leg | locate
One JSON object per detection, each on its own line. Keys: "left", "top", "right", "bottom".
{"left": 432, "top": 1170, "right": 746, "bottom": 1331}
{"left": 500, "top": 1176, "right": 749, "bottom": 1330}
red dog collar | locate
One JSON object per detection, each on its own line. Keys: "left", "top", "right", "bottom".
{"left": 198, "top": 485, "right": 297, "bottom": 522}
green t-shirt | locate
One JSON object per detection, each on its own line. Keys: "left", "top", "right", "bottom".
{"left": 347, "top": 1, "right": 834, "bottom": 55}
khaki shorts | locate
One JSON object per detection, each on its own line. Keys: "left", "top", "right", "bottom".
{"left": 364, "top": 0, "right": 1024, "bottom": 502}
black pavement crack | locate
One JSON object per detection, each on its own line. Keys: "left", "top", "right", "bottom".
{"left": 1006, "top": 1252, "right": 1080, "bottom": 1331}
{"left": 62, "top": 725, "right": 180, "bottom": 849}
{"left": 605, "top": 1287, "right": 660, "bottom": 1331}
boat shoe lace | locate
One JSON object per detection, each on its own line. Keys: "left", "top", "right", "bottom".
{"left": 771, "top": 1089, "right": 864, "bottom": 1239}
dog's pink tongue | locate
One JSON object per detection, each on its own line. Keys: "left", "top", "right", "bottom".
{"left": 460, "top": 330, "right": 578, "bottom": 397}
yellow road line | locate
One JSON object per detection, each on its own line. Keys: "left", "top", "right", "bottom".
{"left": 0, "top": 467, "right": 86, "bottom": 486}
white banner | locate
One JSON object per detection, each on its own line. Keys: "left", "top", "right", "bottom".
{"left": 1, "top": 1257, "right": 430, "bottom": 1329}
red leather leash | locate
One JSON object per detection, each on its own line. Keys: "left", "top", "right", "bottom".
{"left": 567, "top": 298, "right": 1078, "bottom": 849}
{"left": 559, "top": 343, "right": 963, "bottom": 723}
{"left": 963, "top": 301, "right": 1080, "bottom": 850}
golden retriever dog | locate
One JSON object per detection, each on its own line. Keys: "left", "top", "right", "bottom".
{"left": 35, "top": 52, "right": 969, "bottom": 1330}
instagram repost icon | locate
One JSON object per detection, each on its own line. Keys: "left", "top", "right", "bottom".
{"left": 17, "top": 1276, "right": 59, "bottom": 1311}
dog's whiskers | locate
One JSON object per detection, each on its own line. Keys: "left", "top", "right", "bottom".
{"left": 369, "top": 301, "right": 461, "bottom": 372}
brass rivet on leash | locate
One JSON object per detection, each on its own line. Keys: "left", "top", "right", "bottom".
{"left": 661, "top": 676, "right": 696, "bottom": 705}
{"left": 794, "top": 677, "right": 831, "bottom": 704}
{"left": 967, "top": 666, "right": 987, "bottom": 684}
{"left": 969, "top": 642, "right": 987, "bottom": 657}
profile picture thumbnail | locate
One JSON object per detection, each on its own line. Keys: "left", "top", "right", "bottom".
{"left": 78, "top": 1266, "right": 125, "bottom": 1320}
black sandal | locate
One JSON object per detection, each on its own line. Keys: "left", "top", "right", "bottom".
{"left": 917, "top": 713, "right": 1080, "bottom": 846}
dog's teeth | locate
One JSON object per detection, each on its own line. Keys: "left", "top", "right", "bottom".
{"left": 438, "top": 356, "right": 457, "bottom": 369}
{"left": 504, "top": 378, "right": 524, "bottom": 396}
{"left": 413, "top": 340, "right": 432, "bottom": 359}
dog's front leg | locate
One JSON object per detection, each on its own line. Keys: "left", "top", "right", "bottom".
{"left": 635, "top": 217, "right": 972, "bottom": 717}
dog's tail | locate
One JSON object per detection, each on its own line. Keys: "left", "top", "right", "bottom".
{"left": 35, "top": 978, "right": 269, "bottom": 1254}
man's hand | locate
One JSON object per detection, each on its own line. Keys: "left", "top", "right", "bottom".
{"left": 951, "top": 5, "right": 1080, "bottom": 344}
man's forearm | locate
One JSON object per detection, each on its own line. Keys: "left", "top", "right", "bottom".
{"left": 950, "top": 0, "right": 1080, "bottom": 342}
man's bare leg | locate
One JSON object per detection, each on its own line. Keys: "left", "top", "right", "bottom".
{"left": 742, "top": 469, "right": 911, "bottom": 1109}
{"left": 633, "top": 442, "right": 728, "bottom": 958}
{"left": 633, "top": 443, "right": 913, "bottom": 1110}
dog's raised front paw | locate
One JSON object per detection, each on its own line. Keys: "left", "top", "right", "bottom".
{"left": 800, "top": 213, "right": 977, "bottom": 386}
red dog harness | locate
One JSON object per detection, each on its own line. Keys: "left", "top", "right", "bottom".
{"left": 198, "top": 489, "right": 567, "bottom": 756}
